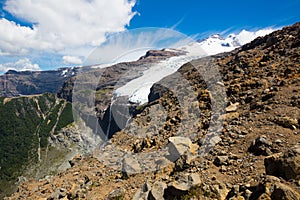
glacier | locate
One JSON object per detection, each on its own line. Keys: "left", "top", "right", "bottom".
{"left": 115, "top": 28, "right": 276, "bottom": 104}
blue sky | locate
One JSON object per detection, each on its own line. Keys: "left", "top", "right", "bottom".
{"left": 130, "top": 0, "right": 300, "bottom": 36}
{"left": 0, "top": 0, "right": 299, "bottom": 73}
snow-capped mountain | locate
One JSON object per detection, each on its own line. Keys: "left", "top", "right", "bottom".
{"left": 197, "top": 28, "right": 275, "bottom": 55}
{"left": 115, "top": 28, "right": 276, "bottom": 104}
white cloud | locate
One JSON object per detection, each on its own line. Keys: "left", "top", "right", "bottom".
{"left": 0, "top": 0, "right": 137, "bottom": 56}
{"left": 0, "top": 18, "right": 38, "bottom": 55}
{"left": 63, "top": 55, "right": 83, "bottom": 65}
{"left": 86, "top": 28, "right": 196, "bottom": 65}
{"left": 0, "top": 58, "right": 41, "bottom": 72}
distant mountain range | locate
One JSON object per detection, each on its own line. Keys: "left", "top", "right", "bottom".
{"left": 0, "top": 28, "right": 275, "bottom": 98}
{"left": 0, "top": 67, "right": 78, "bottom": 97}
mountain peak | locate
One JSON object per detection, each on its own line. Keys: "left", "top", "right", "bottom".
{"left": 210, "top": 33, "right": 224, "bottom": 40}
{"left": 196, "top": 28, "right": 276, "bottom": 55}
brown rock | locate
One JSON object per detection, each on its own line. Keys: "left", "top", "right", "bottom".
{"left": 258, "top": 177, "right": 300, "bottom": 200}
{"left": 106, "top": 188, "right": 126, "bottom": 200}
{"left": 249, "top": 135, "right": 273, "bottom": 156}
{"left": 165, "top": 173, "right": 201, "bottom": 198}
{"left": 264, "top": 144, "right": 300, "bottom": 180}
{"left": 214, "top": 156, "right": 229, "bottom": 166}
{"left": 219, "top": 112, "right": 239, "bottom": 122}
{"left": 226, "top": 102, "right": 240, "bottom": 112}
{"left": 274, "top": 116, "right": 298, "bottom": 129}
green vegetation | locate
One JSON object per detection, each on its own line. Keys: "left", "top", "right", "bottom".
{"left": 55, "top": 102, "right": 74, "bottom": 132}
{"left": 0, "top": 94, "right": 74, "bottom": 198}
{"left": 38, "top": 100, "right": 63, "bottom": 147}
{"left": 95, "top": 88, "right": 113, "bottom": 100}
{"left": 181, "top": 184, "right": 219, "bottom": 200}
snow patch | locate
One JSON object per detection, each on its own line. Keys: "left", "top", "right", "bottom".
{"left": 61, "top": 69, "right": 68, "bottom": 77}
{"left": 115, "top": 43, "right": 207, "bottom": 104}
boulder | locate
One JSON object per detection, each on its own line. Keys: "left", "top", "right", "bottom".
{"left": 122, "top": 155, "right": 142, "bottom": 176}
{"left": 164, "top": 173, "right": 201, "bottom": 198}
{"left": 226, "top": 102, "right": 240, "bottom": 112}
{"left": 148, "top": 181, "right": 167, "bottom": 200}
{"left": 214, "top": 156, "right": 229, "bottom": 166}
{"left": 249, "top": 135, "right": 272, "bottom": 156}
{"left": 167, "top": 137, "right": 198, "bottom": 162}
{"left": 168, "top": 137, "right": 192, "bottom": 155}
{"left": 106, "top": 188, "right": 125, "bottom": 200}
{"left": 132, "top": 182, "right": 151, "bottom": 200}
{"left": 264, "top": 144, "right": 300, "bottom": 180}
{"left": 257, "top": 176, "right": 300, "bottom": 200}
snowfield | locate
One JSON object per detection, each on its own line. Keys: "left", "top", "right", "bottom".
{"left": 115, "top": 28, "right": 276, "bottom": 104}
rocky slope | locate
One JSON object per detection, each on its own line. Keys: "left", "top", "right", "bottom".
{"left": 7, "top": 22, "right": 300, "bottom": 199}
{"left": 0, "top": 49, "right": 183, "bottom": 199}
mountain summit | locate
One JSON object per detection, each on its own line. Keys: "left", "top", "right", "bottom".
{"left": 197, "top": 28, "right": 275, "bottom": 55}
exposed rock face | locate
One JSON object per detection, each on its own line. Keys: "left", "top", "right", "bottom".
{"left": 255, "top": 176, "right": 300, "bottom": 200}
{"left": 61, "top": 50, "right": 182, "bottom": 141}
{"left": 265, "top": 144, "right": 300, "bottom": 181}
{"left": 57, "top": 76, "right": 76, "bottom": 102}
{"left": 139, "top": 49, "right": 182, "bottom": 61}
{"left": 7, "top": 22, "right": 300, "bottom": 200}
{"left": 98, "top": 96, "right": 136, "bottom": 140}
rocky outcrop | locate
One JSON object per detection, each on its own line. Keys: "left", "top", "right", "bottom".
{"left": 256, "top": 176, "right": 300, "bottom": 200}
{"left": 139, "top": 49, "right": 182, "bottom": 61}
{"left": 249, "top": 135, "right": 273, "bottom": 156}
{"left": 265, "top": 144, "right": 300, "bottom": 181}
{"left": 164, "top": 173, "right": 201, "bottom": 198}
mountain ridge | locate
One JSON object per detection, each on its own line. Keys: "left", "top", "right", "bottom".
{"left": 6, "top": 22, "right": 300, "bottom": 200}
